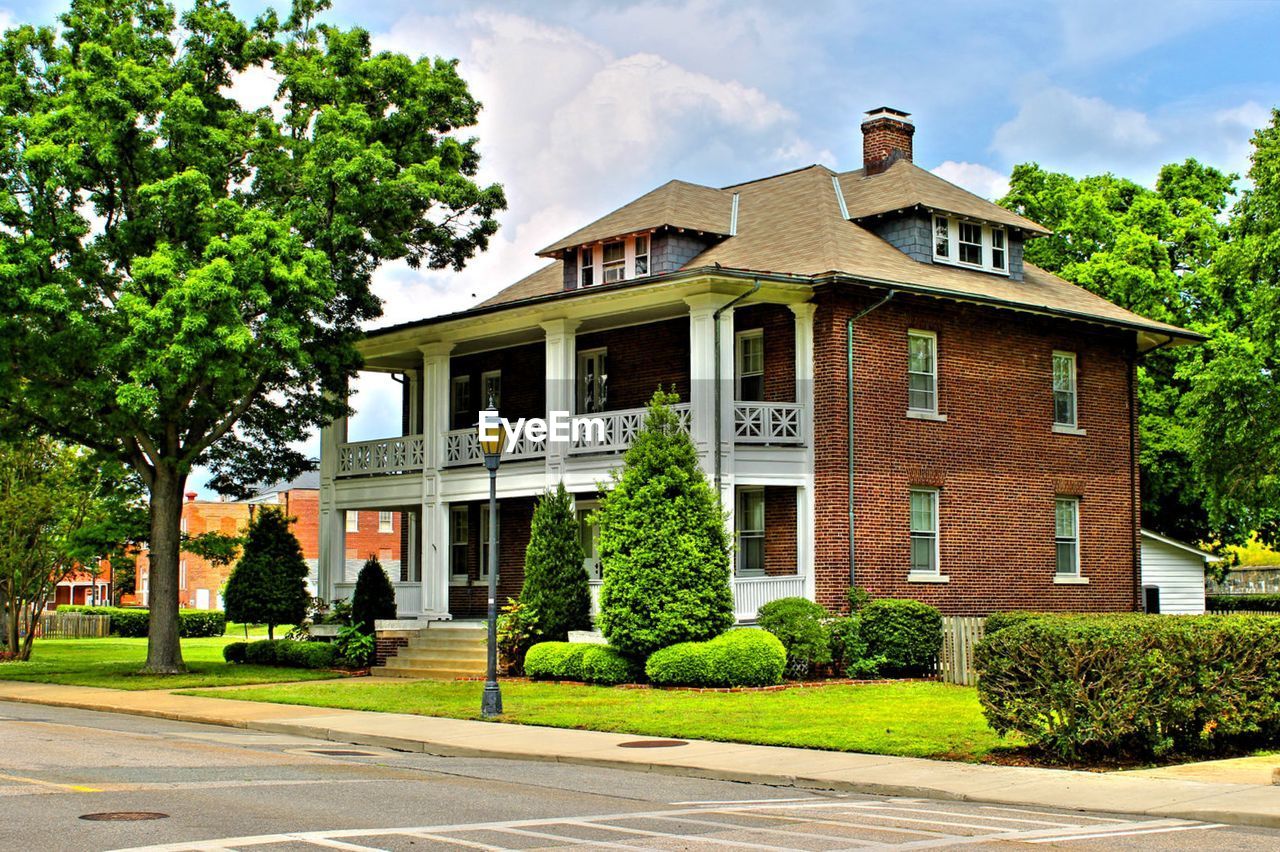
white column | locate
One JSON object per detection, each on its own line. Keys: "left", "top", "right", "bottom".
{"left": 419, "top": 342, "right": 454, "bottom": 617}
{"left": 790, "top": 302, "right": 818, "bottom": 601}
{"left": 684, "top": 294, "right": 737, "bottom": 488}
{"left": 317, "top": 406, "right": 348, "bottom": 600}
{"left": 541, "top": 318, "right": 580, "bottom": 487}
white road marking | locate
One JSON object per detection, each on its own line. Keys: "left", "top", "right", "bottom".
{"left": 671, "top": 796, "right": 830, "bottom": 805}
{"left": 644, "top": 812, "right": 881, "bottom": 846}
{"left": 289, "top": 837, "right": 388, "bottom": 852}
{"left": 405, "top": 831, "right": 512, "bottom": 851}
{"left": 978, "top": 804, "right": 1126, "bottom": 823}
{"left": 557, "top": 817, "right": 812, "bottom": 850}
{"left": 1024, "top": 821, "right": 1228, "bottom": 843}
{"left": 709, "top": 808, "right": 942, "bottom": 838}
{"left": 844, "top": 802, "right": 1078, "bottom": 827}
{"left": 488, "top": 825, "right": 640, "bottom": 849}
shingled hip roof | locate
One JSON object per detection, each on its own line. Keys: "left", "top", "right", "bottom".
{"left": 537, "top": 179, "right": 733, "bottom": 256}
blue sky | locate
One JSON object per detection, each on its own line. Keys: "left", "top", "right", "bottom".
{"left": 6, "top": 0, "right": 1278, "bottom": 496}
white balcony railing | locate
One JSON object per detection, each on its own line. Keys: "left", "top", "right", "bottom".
{"left": 337, "top": 435, "right": 425, "bottom": 478}
{"left": 587, "top": 574, "right": 804, "bottom": 623}
{"left": 733, "top": 401, "right": 804, "bottom": 445}
{"left": 568, "top": 403, "right": 692, "bottom": 455}
{"left": 444, "top": 427, "right": 546, "bottom": 467}
{"left": 333, "top": 581, "right": 423, "bottom": 616}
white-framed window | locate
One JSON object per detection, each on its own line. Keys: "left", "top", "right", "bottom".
{"left": 1056, "top": 497, "right": 1080, "bottom": 576}
{"left": 576, "top": 502, "right": 602, "bottom": 581}
{"left": 735, "top": 330, "right": 764, "bottom": 402}
{"left": 577, "top": 348, "right": 608, "bottom": 414}
{"left": 602, "top": 240, "right": 625, "bottom": 283}
{"left": 579, "top": 246, "right": 594, "bottom": 288}
{"left": 180, "top": 516, "right": 188, "bottom": 534}
{"left": 179, "top": 560, "right": 187, "bottom": 590}
{"left": 932, "top": 215, "right": 1009, "bottom": 274}
{"left": 449, "top": 505, "right": 469, "bottom": 579}
{"left": 481, "top": 369, "right": 501, "bottom": 410}
{"left": 451, "top": 375, "right": 472, "bottom": 430}
{"left": 907, "top": 330, "right": 937, "bottom": 414}
{"left": 634, "top": 234, "right": 650, "bottom": 277}
{"left": 378, "top": 511, "right": 393, "bottom": 534}
{"left": 479, "top": 504, "right": 499, "bottom": 581}
{"left": 736, "top": 488, "right": 766, "bottom": 577}
{"left": 345, "top": 510, "right": 359, "bottom": 533}
{"left": 909, "top": 488, "right": 939, "bottom": 575}
{"left": 1052, "top": 351, "right": 1077, "bottom": 428}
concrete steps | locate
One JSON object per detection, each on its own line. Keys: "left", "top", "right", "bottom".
{"left": 372, "top": 625, "right": 488, "bottom": 680}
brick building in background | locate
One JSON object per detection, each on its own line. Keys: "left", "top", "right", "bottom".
{"left": 134, "top": 472, "right": 403, "bottom": 610}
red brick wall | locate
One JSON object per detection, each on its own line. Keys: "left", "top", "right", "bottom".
{"left": 576, "top": 318, "right": 690, "bottom": 409}
{"left": 280, "top": 490, "right": 320, "bottom": 561}
{"left": 812, "top": 285, "right": 1139, "bottom": 616}
{"left": 451, "top": 342, "right": 546, "bottom": 425}
{"left": 342, "top": 509, "right": 403, "bottom": 564}
{"left": 448, "top": 496, "right": 537, "bottom": 619}
{"left": 734, "top": 305, "right": 795, "bottom": 403}
{"left": 764, "top": 486, "right": 797, "bottom": 576}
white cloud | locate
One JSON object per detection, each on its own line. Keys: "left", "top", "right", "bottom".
{"left": 931, "top": 161, "right": 1009, "bottom": 201}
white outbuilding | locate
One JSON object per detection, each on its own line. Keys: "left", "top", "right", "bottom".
{"left": 1140, "top": 529, "right": 1220, "bottom": 614}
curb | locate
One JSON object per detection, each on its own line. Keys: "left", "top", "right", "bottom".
{"left": 3, "top": 690, "right": 1279, "bottom": 831}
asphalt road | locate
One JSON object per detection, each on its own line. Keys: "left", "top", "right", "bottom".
{"left": 0, "top": 701, "right": 1275, "bottom": 851}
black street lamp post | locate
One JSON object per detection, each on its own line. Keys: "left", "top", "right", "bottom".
{"left": 478, "top": 399, "right": 504, "bottom": 718}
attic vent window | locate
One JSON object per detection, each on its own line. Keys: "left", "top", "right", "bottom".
{"left": 603, "top": 241, "right": 625, "bottom": 283}
{"left": 579, "top": 246, "right": 594, "bottom": 288}
{"left": 933, "top": 215, "right": 1008, "bottom": 275}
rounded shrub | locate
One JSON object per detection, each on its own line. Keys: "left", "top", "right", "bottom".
{"left": 756, "top": 597, "right": 831, "bottom": 678}
{"left": 579, "top": 645, "right": 642, "bottom": 685}
{"left": 523, "top": 641, "right": 590, "bottom": 680}
{"left": 645, "top": 641, "right": 708, "bottom": 686}
{"left": 223, "top": 641, "right": 248, "bottom": 664}
{"left": 859, "top": 598, "right": 942, "bottom": 674}
{"left": 351, "top": 556, "right": 397, "bottom": 635}
{"left": 243, "top": 639, "right": 280, "bottom": 666}
{"left": 646, "top": 629, "right": 785, "bottom": 688}
{"left": 827, "top": 615, "right": 883, "bottom": 678}
{"left": 275, "top": 640, "right": 339, "bottom": 669}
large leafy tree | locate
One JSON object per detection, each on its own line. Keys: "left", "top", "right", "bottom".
{"left": 0, "top": 0, "right": 504, "bottom": 671}
{"left": 1000, "top": 158, "right": 1237, "bottom": 544}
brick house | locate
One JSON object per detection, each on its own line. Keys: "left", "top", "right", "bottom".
{"left": 134, "top": 476, "right": 403, "bottom": 610}
{"left": 316, "top": 108, "right": 1200, "bottom": 621}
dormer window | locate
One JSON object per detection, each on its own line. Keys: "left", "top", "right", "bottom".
{"left": 933, "top": 215, "right": 1007, "bottom": 275}
{"left": 575, "top": 235, "right": 653, "bottom": 288}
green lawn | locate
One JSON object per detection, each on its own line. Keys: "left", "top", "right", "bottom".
{"left": 0, "top": 636, "right": 344, "bottom": 690}
{"left": 182, "top": 678, "right": 1014, "bottom": 761}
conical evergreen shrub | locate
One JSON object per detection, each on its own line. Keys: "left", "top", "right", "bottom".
{"left": 595, "top": 389, "right": 734, "bottom": 657}
{"left": 223, "top": 507, "right": 310, "bottom": 640}
{"left": 351, "top": 556, "right": 397, "bottom": 635}
{"left": 521, "top": 483, "right": 591, "bottom": 641}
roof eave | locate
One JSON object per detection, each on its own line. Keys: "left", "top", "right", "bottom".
{"left": 849, "top": 203, "right": 1052, "bottom": 237}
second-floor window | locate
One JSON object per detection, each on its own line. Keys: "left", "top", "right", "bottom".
{"left": 451, "top": 375, "right": 472, "bottom": 430}
{"left": 602, "top": 241, "right": 625, "bottom": 283}
{"left": 482, "top": 370, "right": 501, "bottom": 410}
{"left": 907, "top": 330, "right": 937, "bottom": 414}
{"left": 1053, "top": 351, "right": 1077, "bottom": 428}
{"left": 578, "top": 348, "right": 607, "bottom": 414}
{"left": 378, "top": 511, "right": 393, "bottom": 534}
{"left": 933, "top": 215, "right": 1008, "bottom": 274}
{"left": 736, "top": 488, "right": 765, "bottom": 577}
{"left": 345, "top": 510, "right": 359, "bottom": 533}
{"left": 577, "top": 235, "right": 652, "bottom": 287}
{"left": 579, "top": 246, "right": 594, "bottom": 288}
{"left": 736, "top": 331, "right": 764, "bottom": 401}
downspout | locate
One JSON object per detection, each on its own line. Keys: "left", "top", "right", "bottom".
{"left": 847, "top": 290, "right": 896, "bottom": 586}
{"left": 713, "top": 279, "right": 761, "bottom": 498}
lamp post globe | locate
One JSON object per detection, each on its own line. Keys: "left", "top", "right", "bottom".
{"left": 479, "top": 399, "right": 503, "bottom": 718}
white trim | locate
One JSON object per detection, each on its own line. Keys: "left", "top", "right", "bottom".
{"left": 1052, "top": 350, "right": 1078, "bottom": 429}
{"left": 345, "top": 510, "right": 359, "bottom": 533}
{"left": 1052, "top": 424, "right": 1087, "bottom": 436}
{"left": 932, "top": 214, "right": 1011, "bottom": 277}
{"left": 735, "top": 486, "right": 766, "bottom": 578}
{"left": 1053, "top": 575, "right": 1090, "bottom": 585}
{"left": 908, "top": 572, "right": 950, "bottom": 584}
{"left": 735, "top": 329, "right": 764, "bottom": 402}
{"left": 1141, "top": 528, "right": 1222, "bottom": 562}
{"left": 909, "top": 486, "right": 940, "bottom": 576}
{"left": 831, "top": 175, "right": 850, "bottom": 219}
{"left": 1055, "top": 496, "right": 1081, "bottom": 578}
{"left": 576, "top": 347, "right": 608, "bottom": 414}
{"left": 906, "top": 410, "right": 948, "bottom": 422}
{"left": 729, "top": 192, "right": 741, "bottom": 235}
{"left": 906, "top": 329, "right": 938, "bottom": 415}
{"left": 378, "top": 510, "right": 394, "bottom": 534}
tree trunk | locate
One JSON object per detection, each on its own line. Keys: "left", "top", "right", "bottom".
{"left": 143, "top": 465, "right": 188, "bottom": 673}
{"left": 268, "top": 623, "right": 274, "bottom": 640}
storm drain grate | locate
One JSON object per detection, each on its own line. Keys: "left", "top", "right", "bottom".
{"left": 80, "top": 812, "right": 169, "bottom": 822}
{"left": 306, "top": 749, "right": 380, "bottom": 756}
{"left": 617, "top": 739, "right": 688, "bottom": 749}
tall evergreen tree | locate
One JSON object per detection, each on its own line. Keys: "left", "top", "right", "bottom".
{"left": 223, "top": 507, "right": 309, "bottom": 639}
{"left": 595, "top": 390, "right": 733, "bottom": 658}
{"left": 350, "top": 556, "right": 396, "bottom": 636}
{"left": 521, "top": 483, "right": 591, "bottom": 641}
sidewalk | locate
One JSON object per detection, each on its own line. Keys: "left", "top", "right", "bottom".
{"left": 2, "top": 679, "right": 1279, "bottom": 830}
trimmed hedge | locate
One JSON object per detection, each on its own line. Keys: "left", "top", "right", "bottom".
{"left": 579, "top": 645, "right": 642, "bottom": 685}
{"left": 1207, "top": 594, "right": 1280, "bottom": 613}
{"left": 56, "top": 606, "right": 226, "bottom": 638}
{"left": 756, "top": 597, "right": 831, "bottom": 676}
{"left": 524, "top": 642, "right": 590, "bottom": 680}
{"left": 235, "top": 639, "right": 338, "bottom": 669}
{"left": 827, "top": 615, "right": 884, "bottom": 678}
{"left": 976, "top": 614, "right": 1280, "bottom": 760}
{"left": 983, "top": 611, "right": 1050, "bottom": 635}
{"left": 859, "top": 599, "right": 941, "bottom": 674}
{"left": 645, "top": 629, "right": 786, "bottom": 688}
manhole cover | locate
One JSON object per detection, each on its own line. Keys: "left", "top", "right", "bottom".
{"left": 617, "top": 739, "right": 688, "bottom": 749}
{"left": 80, "top": 812, "right": 169, "bottom": 822}
{"left": 307, "top": 749, "right": 379, "bottom": 756}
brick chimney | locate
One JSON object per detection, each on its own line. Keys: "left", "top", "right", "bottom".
{"left": 862, "top": 107, "right": 914, "bottom": 175}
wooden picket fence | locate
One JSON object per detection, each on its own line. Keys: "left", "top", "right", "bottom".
{"left": 935, "top": 616, "right": 985, "bottom": 685}
{"left": 32, "top": 612, "right": 112, "bottom": 639}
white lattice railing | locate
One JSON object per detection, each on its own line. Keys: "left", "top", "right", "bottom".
{"left": 587, "top": 575, "right": 804, "bottom": 623}
{"left": 443, "top": 427, "right": 546, "bottom": 467}
{"left": 568, "top": 403, "right": 691, "bottom": 455}
{"left": 333, "top": 581, "right": 423, "bottom": 616}
{"left": 733, "top": 402, "right": 805, "bottom": 444}
{"left": 337, "top": 435, "right": 426, "bottom": 477}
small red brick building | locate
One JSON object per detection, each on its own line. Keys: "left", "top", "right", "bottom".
{"left": 316, "top": 107, "right": 1199, "bottom": 620}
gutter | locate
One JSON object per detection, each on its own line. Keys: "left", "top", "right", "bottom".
{"left": 847, "top": 290, "right": 896, "bottom": 586}
{"left": 713, "top": 279, "right": 762, "bottom": 498}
